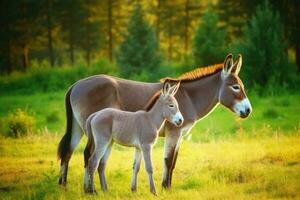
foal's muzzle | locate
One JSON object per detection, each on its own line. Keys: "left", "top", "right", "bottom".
{"left": 173, "top": 112, "right": 184, "bottom": 127}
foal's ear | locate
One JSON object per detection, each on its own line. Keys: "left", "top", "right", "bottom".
{"left": 163, "top": 81, "right": 171, "bottom": 95}
{"left": 232, "top": 54, "right": 242, "bottom": 75}
{"left": 169, "top": 81, "right": 180, "bottom": 96}
{"left": 222, "top": 54, "right": 233, "bottom": 76}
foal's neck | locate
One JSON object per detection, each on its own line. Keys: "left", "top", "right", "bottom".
{"left": 147, "top": 98, "right": 165, "bottom": 130}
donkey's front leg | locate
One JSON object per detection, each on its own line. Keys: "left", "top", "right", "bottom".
{"left": 141, "top": 144, "right": 157, "bottom": 195}
{"left": 162, "top": 129, "right": 182, "bottom": 189}
{"left": 131, "top": 148, "right": 142, "bottom": 192}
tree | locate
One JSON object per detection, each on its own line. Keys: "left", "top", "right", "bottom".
{"left": 241, "top": 0, "right": 288, "bottom": 86}
{"left": 78, "top": 0, "right": 102, "bottom": 67}
{"left": 56, "top": 0, "right": 85, "bottom": 66}
{"left": 117, "top": 4, "right": 160, "bottom": 78}
{"left": 192, "top": 7, "right": 226, "bottom": 66}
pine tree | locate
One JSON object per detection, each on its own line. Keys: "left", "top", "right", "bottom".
{"left": 241, "top": 0, "right": 287, "bottom": 86}
{"left": 117, "top": 4, "right": 160, "bottom": 78}
{"left": 192, "top": 7, "right": 226, "bottom": 66}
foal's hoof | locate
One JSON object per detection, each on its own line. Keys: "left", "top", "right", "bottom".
{"left": 85, "top": 188, "right": 97, "bottom": 195}
{"left": 151, "top": 189, "right": 158, "bottom": 196}
{"left": 131, "top": 188, "right": 137, "bottom": 193}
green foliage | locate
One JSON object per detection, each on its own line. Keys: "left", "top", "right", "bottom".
{"left": 240, "top": 1, "right": 290, "bottom": 87}
{"left": 192, "top": 7, "right": 227, "bottom": 66}
{"left": 0, "top": 59, "right": 117, "bottom": 95}
{"left": 46, "top": 111, "right": 60, "bottom": 123}
{"left": 263, "top": 108, "right": 280, "bottom": 119}
{"left": 117, "top": 4, "right": 161, "bottom": 79}
{"left": 4, "top": 109, "right": 35, "bottom": 138}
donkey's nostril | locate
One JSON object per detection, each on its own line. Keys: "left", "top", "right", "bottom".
{"left": 246, "top": 108, "right": 250, "bottom": 114}
{"left": 178, "top": 118, "right": 182, "bottom": 124}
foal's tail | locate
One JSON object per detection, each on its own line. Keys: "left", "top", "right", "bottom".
{"left": 57, "top": 86, "right": 73, "bottom": 161}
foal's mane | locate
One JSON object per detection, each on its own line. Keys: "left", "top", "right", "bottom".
{"left": 160, "top": 63, "right": 224, "bottom": 83}
{"left": 143, "top": 91, "right": 161, "bottom": 111}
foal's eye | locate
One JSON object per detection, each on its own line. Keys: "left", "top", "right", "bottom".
{"left": 231, "top": 85, "right": 240, "bottom": 91}
{"left": 168, "top": 104, "right": 174, "bottom": 108}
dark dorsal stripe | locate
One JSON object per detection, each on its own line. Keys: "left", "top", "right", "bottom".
{"left": 143, "top": 91, "right": 161, "bottom": 111}
{"left": 160, "top": 63, "right": 224, "bottom": 83}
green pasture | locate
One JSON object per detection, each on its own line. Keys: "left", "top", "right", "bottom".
{"left": 0, "top": 87, "right": 299, "bottom": 200}
{"left": 0, "top": 92, "right": 299, "bottom": 141}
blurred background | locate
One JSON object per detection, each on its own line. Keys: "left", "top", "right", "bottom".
{"left": 0, "top": 0, "right": 299, "bottom": 91}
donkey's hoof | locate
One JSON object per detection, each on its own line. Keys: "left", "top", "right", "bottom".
{"left": 58, "top": 178, "right": 67, "bottom": 187}
{"left": 131, "top": 187, "right": 137, "bottom": 193}
{"left": 161, "top": 181, "right": 170, "bottom": 190}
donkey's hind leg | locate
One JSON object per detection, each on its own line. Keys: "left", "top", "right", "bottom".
{"left": 131, "top": 148, "right": 142, "bottom": 192}
{"left": 59, "top": 118, "right": 83, "bottom": 186}
{"left": 97, "top": 141, "right": 113, "bottom": 192}
{"left": 84, "top": 136, "right": 94, "bottom": 191}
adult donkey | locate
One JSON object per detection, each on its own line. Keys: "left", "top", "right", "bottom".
{"left": 57, "top": 54, "right": 252, "bottom": 189}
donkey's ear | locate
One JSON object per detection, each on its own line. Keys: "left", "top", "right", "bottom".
{"left": 232, "top": 54, "right": 242, "bottom": 75}
{"left": 169, "top": 81, "right": 180, "bottom": 96}
{"left": 223, "top": 54, "right": 233, "bottom": 76}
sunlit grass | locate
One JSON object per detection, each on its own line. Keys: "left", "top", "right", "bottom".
{"left": 1, "top": 132, "right": 300, "bottom": 199}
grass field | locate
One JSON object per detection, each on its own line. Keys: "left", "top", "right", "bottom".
{"left": 0, "top": 91, "right": 300, "bottom": 199}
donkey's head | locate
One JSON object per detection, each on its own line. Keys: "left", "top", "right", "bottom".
{"left": 218, "top": 54, "right": 252, "bottom": 118}
{"left": 160, "top": 81, "right": 184, "bottom": 126}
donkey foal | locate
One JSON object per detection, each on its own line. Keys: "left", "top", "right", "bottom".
{"left": 84, "top": 82, "right": 183, "bottom": 195}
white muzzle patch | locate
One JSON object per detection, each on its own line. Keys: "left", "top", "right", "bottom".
{"left": 233, "top": 98, "right": 252, "bottom": 118}
{"left": 172, "top": 112, "right": 184, "bottom": 126}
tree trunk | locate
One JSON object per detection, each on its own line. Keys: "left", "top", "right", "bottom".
{"left": 156, "top": 0, "right": 161, "bottom": 41}
{"left": 6, "top": 38, "right": 12, "bottom": 74}
{"left": 108, "top": 0, "right": 113, "bottom": 62}
{"left": 22, "top": 43, "right": 29, "bottom": 70}
{"left": 168, "top": 17, "right": 173, "bottom": 62}
{"left": 184, "top": 0, "right": 190, "bottom": 56}
{"left": 69, "top": 30, "right": 74, "bottom": 66}
{"left": 86, "top": 29, "right": 91, "bottom": 67}
{"left": 46, "top": 0, "right": 54, "bottom": 67}
{"left": 296, "top": 43, "right": 300, "bottom": 72}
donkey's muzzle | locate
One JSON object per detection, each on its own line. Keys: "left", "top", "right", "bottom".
{"left": 240, "top": 107, "right": 251, "bottom": 118}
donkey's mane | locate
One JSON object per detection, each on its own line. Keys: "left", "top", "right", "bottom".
{"left": 143, "top": 91, "right": 161, "bottom": 111}
{"left": 160, "top": 63, "right": 224, "bottom": 83}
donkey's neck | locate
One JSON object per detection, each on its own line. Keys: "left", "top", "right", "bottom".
{"left": 147, "top": 99, "right": 166, "bottom": 130}
{"left": 182, "top": 71, "right": 222, "bottom": 119}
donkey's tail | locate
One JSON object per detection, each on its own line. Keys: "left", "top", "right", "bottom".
{"left": 57, "top": 86, "right": 73, "bottom": 161}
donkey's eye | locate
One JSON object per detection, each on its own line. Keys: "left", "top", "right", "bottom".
{"left": 168, "top": 104, "right": 174, "bottom": 108}
{"left": 231, "top": 85, "right": 240, "bottom": 91}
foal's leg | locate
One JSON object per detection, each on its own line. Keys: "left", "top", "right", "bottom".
{"left": 97, "top": 141, "right": 113, "bottom": 192}
{"left": 131, "top": 148, "right": 142, "bottom": 192}
{"left": 86, "top": 136, "right": 111, "bottom": 194}
{"left": 141, "top": 144, "right": 156, "bottom": 195}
